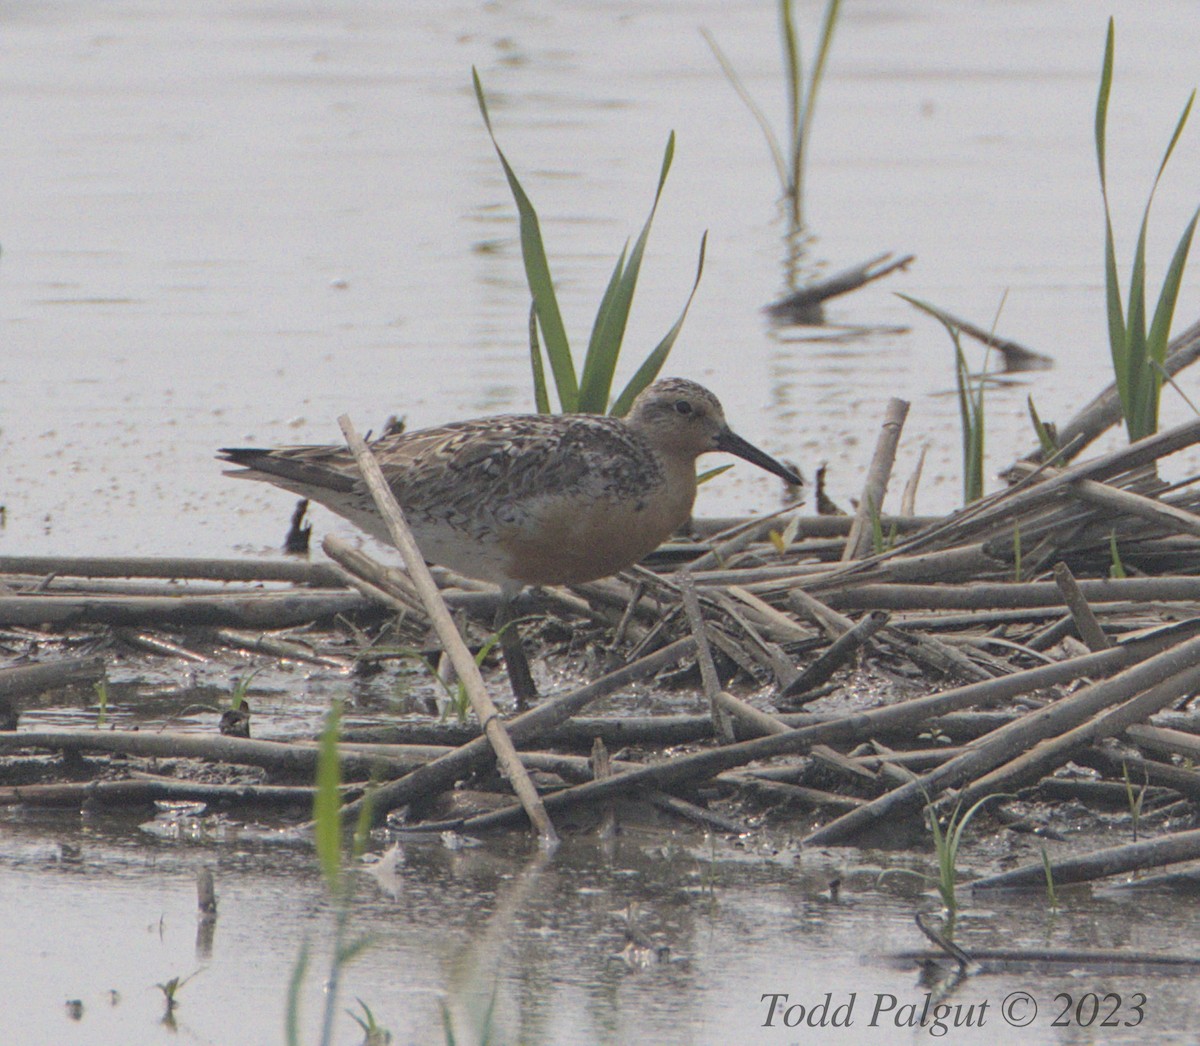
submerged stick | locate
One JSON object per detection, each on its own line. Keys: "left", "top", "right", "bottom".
{"left": 973, "top": 827, "right": 1200, "bottom": 890}
{"left": 337, "top": 414, "right": 559, "bottom": 847}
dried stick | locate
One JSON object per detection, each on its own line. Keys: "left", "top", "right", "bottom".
{"left": 214, "top": 628, "right": 352, "bottom": 670}
{"left": 1051, "top": 562, "right": 1111, "bottom": 651}
{"left": 321, "top": 535, "right": 427, "bottom": 619}
{"left": 824, "top": 575, "right": 1200, "bottom": 611}
{"left": 0, "top": 775, "right": 321, "bottom": 808}
{"left": 1016, "top": 316, "right": 1200, "bottom": 465}
{"left": 337, "top": 414, "right": 558, "bottom": 847}
{"left": 404, "top": 635, "right": 1174, "bottom": 833}
{"left": 954, "top": 660, "right": 1200, "bottom": 809}
{"left": 0, "top": 656, "right": 106, "bottom": 699}
{"left": 679, "top": 577, "right": 734, "bottom": 743}
{"left": 335, "top": 636, "right": 695, "bottom": 825}
{"left": 803, "top": 631, "right": 1200, "bottom": 846}
{"left": 779, "top": 610, "right": 889, "bottom": 701}
{"left": 0, "top": 555, "right": 344, "bottom": 586}
{"left": 973, "top": 826, "right": 1200, "bottom": 890}
{"left": 842, "top": 398, "right": 910, "bottom": 561}
{"left": 1069, "top": 477, "right": 1200, "bottom": 539}
{"left": 0, "top": 590, "right": 369, "bottom": 628}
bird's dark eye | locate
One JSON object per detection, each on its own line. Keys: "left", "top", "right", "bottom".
{"left": 674, "top": 399, "right": 694, "bottom": 415}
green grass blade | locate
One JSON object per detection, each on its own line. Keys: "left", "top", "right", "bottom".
{"left": 1148, "top": 205, "right": 1200, "bottom": 361}
{"left": 579, "top": 134, "right": 677, "bottom": 413}
{"left": 285, "top": 940, "right": 310, "bottom": 1046}
{"left": 528, "top": 302, "right": 551, "bottom": 414}
{"left": 611, "top": 231, "right": 707, "bottom": 416}
{"left": 1027, "top": 395, "right": 1057, "bottom": 456}
{"left": 700, "top": 28, "right": 788, "bottom": 191}
{"left": 1103, "top": 213, "right": 1129, "bottom": 411}
{"left": 795, "top": 0, "right": 841, "bottom": 196}
{"left": 1126, "top": 216, "right": 1151, "bottom": 438}
{"left": 314, "top": 701, "right": 343, "bottom": 893}
{"left": 579, "top": 242, "right": 629, "bottom": 405}
{"left": 1110, "top": 531, "right": 1127, "bottom": 578}
{"left": 1095, "top": 21, "right": 1128, "bottom": 417}
{"left": 1095, "top": 18, "right": 1114, "bottom": 199}
{"left": 473, "top": 68, "right": 577, "bottom": 410}
{"left": 780, "top": 0, "right": 803, "bottom": 185}
{"left": 1152, "top": 90, "right": 1195, "bottom": 189}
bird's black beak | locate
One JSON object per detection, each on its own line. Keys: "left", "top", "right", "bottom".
{"left": 715, "top": 428, "right": 804, "bottom": 486}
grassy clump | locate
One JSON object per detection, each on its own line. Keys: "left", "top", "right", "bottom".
{"left": 473, "top": 69, "right": 705, "bottom": 416}
{"left": 1095, "top": 18, "right": 1199, "bottom": 442}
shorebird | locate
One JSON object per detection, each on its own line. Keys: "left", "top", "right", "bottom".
{"left": 220, "top": 378, "right": 802, "bottom": 698}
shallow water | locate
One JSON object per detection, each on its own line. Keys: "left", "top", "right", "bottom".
{"left": 4, "top": 1, "right": 1200, "bottom": 1043}
{"left": 6, "top": 807, "right": 1200, "bottom": 1046}
{"left": 2, "top": 0, "right": 1199, "bottom": 558}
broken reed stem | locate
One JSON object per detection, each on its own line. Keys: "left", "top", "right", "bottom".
{"left": 336, "top": 413, "right": 559, "bottom": 848}
{"left": 780, "top": 609, "right": 889, "bottom": 701}
{"left": 321, "top": 535, "right": 427, "bottom": 620}
{"left": 842, "top": 397, "right": 910, "bottom": 561}
{"left": 1051, "top": 562, "right": 1111, "bottom": 651}
{"left": 679, "top": 577, "right": 735, "bottom": 744}
{"left": 823, "top": 575, "right": 1200, "bottom": 611}
{"left": 1017, "top": 317, "right": 1200, "bottom": 466}
{"left": 1069, "top": 477, "right": 1200, "bottom": 539}
{"left": 713, "top": 691, "right": 791, "bottom": 736}
{"left": 0, "top": 656, "right": 106, "bottom": 698}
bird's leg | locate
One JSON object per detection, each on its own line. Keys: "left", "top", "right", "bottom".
{"left": 495, "top": 591, "right": 538, "bottom": 709}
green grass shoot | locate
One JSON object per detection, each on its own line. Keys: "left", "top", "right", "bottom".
{"left": 230, "top": 668, "right": 261, "bottom": 711}
{"left": 703, "top": 0, "right": 841, "bottom": 229}
{"left": 867, "top": 496, "right": 897, "bottom": 554}
{"left": 1122, "top": 761, "right": 1147, "bottom": 843}
{"left": 1027, "top": 396, "right": 1058, "bottom": 457}
{"left": 900, "top": 295, "right": 987, "bottom": 504}
{"left": 1109, "top": 531, "right": 1127, "bottom": 579}
{"left": 1096, "top": 18, "right": 1199, "bottom": 442}
{"left": 926, "top": 794, "right": 997, "bottom": 913}
{"left": 285, "top": 941, "right": 310, "bottom": 1046}
{"left": 347, "top": 998, "right": 392, "bottom": 1045}
{"left": 314, "top": 701, "right": 344, "bottom": 893}
{"left": 291, "top": 701, "right": 380, "bottom": 1046}
{"left": 473, "top": 69, "right": 706, "bottom": 417}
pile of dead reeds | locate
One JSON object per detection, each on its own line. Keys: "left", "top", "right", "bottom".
{"left": 5, "top": 319, "right": 1200, "bottom": 889}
